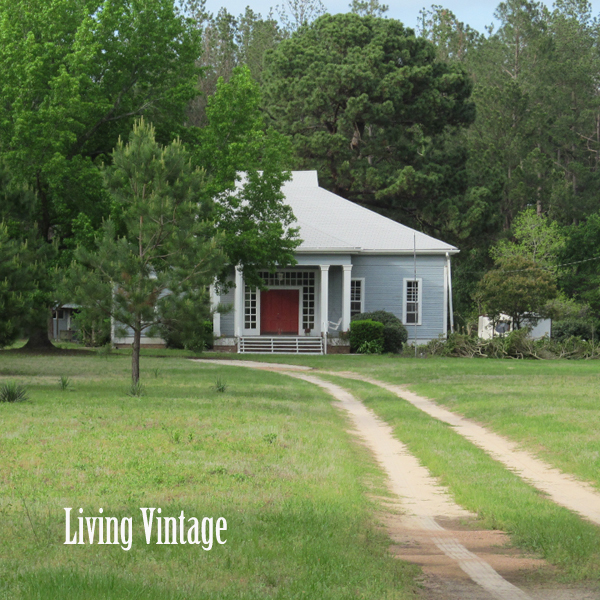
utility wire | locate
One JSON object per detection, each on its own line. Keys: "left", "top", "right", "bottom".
{"left": 458, "top": 255, "right": 600, "bottom": 275}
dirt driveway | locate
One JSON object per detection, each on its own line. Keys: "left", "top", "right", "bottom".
{"left": 196, "top": 359, "right": 600, "bottom": 600}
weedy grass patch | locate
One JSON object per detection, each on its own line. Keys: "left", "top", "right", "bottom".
{"left": 0, "top": 381, "right": 28, "bottom": 403}
{"left": 0, "top": 352, "right": 419, "bottom": 600}
{"left": 323, "top": 375, "right": 600, "bottom": 582}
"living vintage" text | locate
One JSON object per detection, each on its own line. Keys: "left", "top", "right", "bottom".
{"left": 64, "top": 507, "right": 227, "bottom": 551}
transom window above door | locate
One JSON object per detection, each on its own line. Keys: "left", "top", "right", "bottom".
{"left": 253, "top": 271, "right": 316, "bottom": 331}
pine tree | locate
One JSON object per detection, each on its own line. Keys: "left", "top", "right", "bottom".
{"left": 70, "top": 120, "right": 224, "bottom": 383}
{"left": 0, "top": 223, "right": 40, "bottom": 347}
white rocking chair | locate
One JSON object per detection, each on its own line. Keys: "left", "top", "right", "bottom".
{"left": 328, "top": 317, "right": 343, "bottom": 331}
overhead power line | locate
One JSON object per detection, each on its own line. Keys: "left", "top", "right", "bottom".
{"left": 457, "top": 255, "right": 600, "bottom": 276}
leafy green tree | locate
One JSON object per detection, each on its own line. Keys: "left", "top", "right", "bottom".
{"left": 195, "top": 65, "right": 301, "bottom": 288}
{"left": 463, "top": 0, "right": 600, "bottom": 227}
{"left": 490, "top": 207, "right": 565, "bottom": 266}
{"left": 558, "top": 213, "right": 600, "bottom": 313}
{"left": 464, "top": 1, "right": 547, "bottom": 230}
{"left": 445, "top": 1, "right": 600, "bottom": 322}
{"left": 0, "top": 165, "right": 62, "bottom": 347}
{"left": 236, "top": 8, "right": 282, "bottom": 83}
{"left": 184, "top": 3, "right": 282, "bottom": 127}
{"left": 69, "top": 120, "right": 224, "bottom": 383}
{"left": 188, "top": 6, "right": 239, "bottom": 128}
{"left": 536, "top": 0, "right": 600, "bottom": 221}
{"left": 477, "top": 255, "right": 557, "bottom": 329}
{"left": 262, "top": 13, "right": 475, "bottom": 237}
{"left": 0, "top": 0, "right": 201, "bottom": 347}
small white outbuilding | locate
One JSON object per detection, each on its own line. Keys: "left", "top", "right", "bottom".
{"left": 478, "top": 314, "right": 552, "bottom": 340}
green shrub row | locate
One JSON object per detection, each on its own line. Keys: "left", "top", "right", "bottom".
{"left": 552, "top": 318, "right": 600, "bottom": 342}
{"left": 349, "top": 320, "right": 384, "bottom": 353}
{"left": 160, "top": 320, "right": 214, "bottom": 352}
{"left": 350, "top": 311, "right": 408, "bottom": 354}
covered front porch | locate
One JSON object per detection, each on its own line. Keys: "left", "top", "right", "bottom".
{"left": 212, "top": 262, "right": 355, "bottom": 354}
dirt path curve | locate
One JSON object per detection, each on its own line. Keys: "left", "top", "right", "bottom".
{"left": 330, "top": 372, "right": 600, "bottom": 528}
{"left": 196, "top": 360, "right": 600, "bottom": 527}
{"left": 196, "top": 359, "right": 541, "bottom": 600}
{"left": 289, "top": 372, "right": 534, "bottom": 600}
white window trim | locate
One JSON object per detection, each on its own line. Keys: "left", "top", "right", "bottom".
{"left": 350, "top": 278, "right": 365, "bottom": 316}
{"left": 242, "top": 285, "right": 260, "bottom": 336}
{"left": 403, "top": 278, "right": 422, "bottom": 326}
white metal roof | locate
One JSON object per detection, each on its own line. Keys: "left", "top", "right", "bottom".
{"left": 235, "top": 171, "right": 458, "bottom": 255}
{"left": 282, "top": 171, "right": 458, "bottom": 255}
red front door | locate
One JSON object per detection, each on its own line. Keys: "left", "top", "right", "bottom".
{"left": 260, "top": 289, "right": 299, "bottom": 335}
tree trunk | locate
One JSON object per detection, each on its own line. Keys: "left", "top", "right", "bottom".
{"left": 36, "top": 172, "right": 52, "bottom": 242}
{"left": 23, "top": 319, "right": 56, "bottom": 351}
{"left": 132, "top": 326, "right": 141, "bottom": 384}
{"left": 23, "top": 174, "right": 56, "bottom": 352}
{"left": 537, "top": 166, "right": 542, "bottom": 216}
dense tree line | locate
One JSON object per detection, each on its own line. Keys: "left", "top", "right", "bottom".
{"left": 0, "top": 0, "right": 298, "bottom": 368}
{"left": 189, "top": 0, "right": 600, "bottom": 328}
{"left": 2, "top": 0, "right": 600, "bottom": 359}
{"left": 417, "top": 0, "right": 600, "bottom": 323}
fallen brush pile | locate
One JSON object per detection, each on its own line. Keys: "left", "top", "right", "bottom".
{"left": 414, "top": 329, "right": 600, "bottom": 360}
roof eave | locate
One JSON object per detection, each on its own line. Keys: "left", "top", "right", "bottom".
{"left": 297, "top": 247, "right": 459, "bottom": 255}
{"left": 297, "top": 246, "right": 361, "bottom": 253}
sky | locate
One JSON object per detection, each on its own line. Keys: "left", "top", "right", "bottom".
{"left": 203, "top": 0, "right": 600, "bottom": 35}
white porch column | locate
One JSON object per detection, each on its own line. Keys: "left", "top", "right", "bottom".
{"left": 320, "top": 265, "right": 330, "bottom": 335}
{"left": 210, "top": 283, "right": 221, "bottom": 338}
{"left": 446, "top": 252, "right": 455, "bottom": 334}
{"left": 342, "top": 264, "right": 352, "bottom": 332}
{"left": 234, "top": 266, "right": 244, "bottom": 338}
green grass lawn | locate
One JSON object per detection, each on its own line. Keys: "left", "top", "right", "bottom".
{"left": 221, "top": 354, "right": 600, "bottom": 490}
{"left": 4, "top": 348, "right": 600, "bottom": 595}
{"left": 0, "top": 351, "right": 419, "bottom": 600}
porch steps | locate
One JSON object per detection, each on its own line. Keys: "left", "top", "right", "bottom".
{"left": 239, "top": 336, "right": 323, "bottom": 354}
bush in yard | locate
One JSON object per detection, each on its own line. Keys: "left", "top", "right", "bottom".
{"left": 351, "top": 311, "right": 408, "bottom": 353}
{"left": 382, "top": 325, "right": 406, "bottom": 353}
{"left": 184, "top": 320, "right": 214, "bottom": 352}
{"left": 357, "top": 339, "right": 384, "bottom": 354}
{"left": 351, "top": 310, "right": 401, "bottom": 328}
{"left": 161, "top": 320, "right": 214, "bottom": 352}
{"left": 72, "top": 309, "right": 111, "bottom": 347}
{"left": 552, "top": 319, "right": 598, "bottom": 342}
{"left": 350, "top": 320, "right": 384, "bottom": 353}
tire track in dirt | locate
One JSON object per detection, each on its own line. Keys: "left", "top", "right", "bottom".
{"left": 332, "top": 372, "right": 600, "bottom": 527}
{"left": 289, "top": 372, "right": 533, "bottom": 600}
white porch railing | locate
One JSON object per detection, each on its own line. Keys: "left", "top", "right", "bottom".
{"left": 239, "top": 336, "right": 323, "bottom": 355}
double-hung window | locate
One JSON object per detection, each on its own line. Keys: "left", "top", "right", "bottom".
{"left": 350, "top": 279, "right": 364, "bottom": 316}
{"left": 403, "top": 278, "right": 422, "bottom": 325}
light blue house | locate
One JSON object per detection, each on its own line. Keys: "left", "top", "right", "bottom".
{"left": 212, "top": 171, "right": 458, "bottom": 354}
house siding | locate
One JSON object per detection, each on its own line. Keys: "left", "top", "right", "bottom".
{"left": 218, "top": 255, "right": 447, "bottom": 341}
{"left": 295, "top": 254, "right": 352, "bottom": 266}
{"left": 351, "top": 255, "right": 446, "bottom": 341}
{"left": 220, "top": 283, "right": 236, "bottom": 337}
{"left": 327, "top": 266, "right": 343, "bottom": 328}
